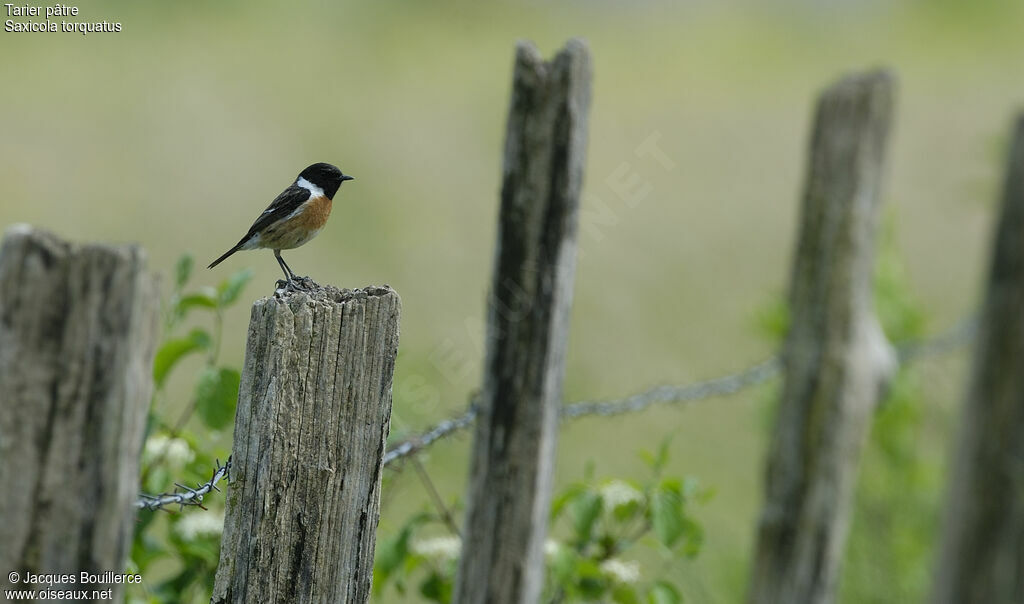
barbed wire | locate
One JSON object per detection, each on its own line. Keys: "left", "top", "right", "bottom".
{"left": 895, "top": 314, "right": 977, "bottom": 363}
{"left": 381, "top": 361, "right": 780, "bottom": 469}
{"left": 136, "top": 457, "right": 230, "bottom": 511}
{"left": 383, "top": 404, "right": 479, "bottom": 466}
{"left": 136, "top": 316, "right": 977, "bottom": 506}
{"left": 383, "top": 316, "right": 977, "bottom": 467}
{"left": 562, "top": 357, "right": 780, "bottom": 420}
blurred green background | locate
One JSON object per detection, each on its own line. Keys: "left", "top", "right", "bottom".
{"left": 3, "top": 0, "right": 1023, "bottom": 601}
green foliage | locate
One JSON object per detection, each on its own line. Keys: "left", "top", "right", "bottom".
{"left": 153, "top": 329, "right": 211, "bottom": 388}
{"left": 874, "top": 219, "right": 927, "bottom": 342}
{"left": 128, "top": 254, "right": 252, "bottom": 604}
{"left": 218, "top": 269, "right": 254, "bottom": 307}
{"left": 195, "top": 368, "right": 241, "bottom": 430}
{"left": 648, "top": 581, "right": 683, "bottom": 604}
{"left": 752, "top": 295, "right": 789, "bottom": 342}
{"left": 374, "top": 442, "right": 709, "bottom": 603}
{"left": 175, "top": 255, "right": 193, "bottom": 290}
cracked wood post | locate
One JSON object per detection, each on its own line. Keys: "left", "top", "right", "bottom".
{"left": 930, "top": 115, "right": 1024, "bottom": 604}
{"left": 747, "top": 71, "right": 898, "bottom": 604}
{"left": 0, "top": 225, "right": 159, "bottom": 601}
{"left": 211, "top": 285, "right": 400, "bottom": 604}
{"left": 453, "top": 39, "right": 591, "bottom": 604}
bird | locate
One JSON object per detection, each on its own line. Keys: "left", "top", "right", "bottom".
{"left": 208, "top": 162, "right": 353, "bottom": 285}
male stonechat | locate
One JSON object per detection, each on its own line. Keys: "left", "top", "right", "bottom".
{"left": 208, "top": 162, "right": 353, "bottom": 285}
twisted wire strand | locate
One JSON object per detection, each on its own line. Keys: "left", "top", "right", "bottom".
{"left": 384, "top": 316, "right": 976, "bottom": 466}
{"left": 137, "top": 317, "right": 976, "bottom": 507}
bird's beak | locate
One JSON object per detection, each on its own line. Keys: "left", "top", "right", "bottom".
{"left": 342, "top": 174, "right": 355, "bottom": 181}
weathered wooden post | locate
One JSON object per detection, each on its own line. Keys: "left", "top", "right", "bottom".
{"left": 930, "top": 115, "right": 1024, "bottom": 604}
{"left": 453, "top": 39, "right": 591, "bottom": 604}
{"left": 0, "top": 225, "right": 159, "bottom": 600}
{"left": 211, "top": 285, "right": 400, "bottom": 604}
{"left": 748, "top": 71, "right": 898, "bottom": 604}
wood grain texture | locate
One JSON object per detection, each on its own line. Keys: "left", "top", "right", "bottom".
{"left": 0, "top": 225, "right": 159, "bottom": 601}
{"left": 930, "top": 116, "right": 1024, "bottom": 604}
{"left": 211, "top": 285, "right": 400, "bottom": 604}
{"left": 453, "top": 38, "right": 591, "bottom": 604}
{"left": 748, "top": 71, "right": 897, "bottom": 604}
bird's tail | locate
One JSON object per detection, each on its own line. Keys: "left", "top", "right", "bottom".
{"left": 208, "top": 241, "right": 244, "bottom": 270}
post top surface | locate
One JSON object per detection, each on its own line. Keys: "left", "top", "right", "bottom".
{"left": 267, "top": 280, "right": 398, "bottom": 306}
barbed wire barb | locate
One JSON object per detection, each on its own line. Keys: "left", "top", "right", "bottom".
{"left": 135, "top": 456, "right": 231, "bottom": 511}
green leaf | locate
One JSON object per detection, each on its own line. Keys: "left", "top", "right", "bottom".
{"left": 680, "top": 516, "right": 704, "bottom": 558}
{"left": 175, "top": 535, "right": 219, "bottom": 562}
{"left": 177, "top": 289, "right": 219, "bottom": 313}
{"left": 195, "top": 367, "right": 240, "bottom": 430}
{"left": 144, "top": 466, "right": 169, "bottom": 495}
{"left": 647, "top": 580, "right": 682, "bottom": 604}
{"left": 218, "top": 269, "right": 253, "bottom": 306}
{"left": 612, "top": 498, "right": 642, "bottom": 523}
{"left": 570, "top": 489, "right": 603, "bottom": 544}
{"left": 576, "top": 559, "right": 609, "bottom": 599}
{"left": 613, "top": 583, "right": 641, "bottom": 604}
{"left": 153, "top": 329, "right": 211, "bottom": 387}
{"left": 130, "top": 523, "right": 167, "bottom": 571}
{"left": 419, "top": 571, "right": 451, "bottom": 603}
{"left": 650, "top": 483, "right": 685, "bottom": 547}
{"left": 654, "top": 438, "right": 672, "bottom": 473}
{"left": 551, "top": 483, "right": 586, "bottom": 520}
{"left": 639, "top": 437, "right": 672, "bottom": 474}
{"left": 754, "top": 295, "right": 790, "bottom": 342}
{"left": 175, "top": 254, "right": 193, "bottom": 290}
{"left": 374, "top": 515, "right": 428, "bottom": 594}
{"left": 548, "top": 543, "right": 577, "bottom": 584}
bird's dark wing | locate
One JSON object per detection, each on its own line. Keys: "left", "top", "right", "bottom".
{"left": 243, "top": 185, "right": 311, "bottom": 239}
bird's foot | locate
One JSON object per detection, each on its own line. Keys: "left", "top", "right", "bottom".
{"left": 291, "top": 275, "right": 320, "bottom": 290}
{"left": 275, "top": 275, "right": 320, "bottom": 294}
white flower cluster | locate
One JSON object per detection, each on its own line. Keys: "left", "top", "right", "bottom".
{"left": 175, "top": 509, "right": 225, "bottom": 540}
{"left": 544, "top": 539, "right": 562, "bottom": 558}
{"left": 143, "top": 434, "right": 194, "bottom": 468}
{"left": 599, "top": 558, "right": 641, "bottom": 584}
{"left": 600, "top": 480, "right": 644, "bottom": 510}
{"left": 411, "top": 536, "right": 462, "bottom": 562}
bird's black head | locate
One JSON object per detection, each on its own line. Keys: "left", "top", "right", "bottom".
{"left": 297, "top": 162, "right": 354, "bottom": 199}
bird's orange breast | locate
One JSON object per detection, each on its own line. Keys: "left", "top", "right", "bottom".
{"left": 294, "top": 195, "right": 333, "bottom": 231}
{"left": 258, "top": 196, "right": 333, "bottom": 250}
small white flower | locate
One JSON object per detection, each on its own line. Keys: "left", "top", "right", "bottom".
{"left": 600, "top": 480, "right": 643, "bottom": 510}
{"left": 143, "top": 434, "right": 194, "bottom": 468}
{"left": 544, "top": 539, "right": 560, "bottom": 558}
{"left": 143, "top": 434, "right": 169, "bottom": 459}
{"left": 411, "top": 536, "right": 462, "bottom": 561}
{"left": 175, "top": 509, "right": 224, "bottom": 540}
{"left": 600, "top": 558, "right": 641, "bottom": 584}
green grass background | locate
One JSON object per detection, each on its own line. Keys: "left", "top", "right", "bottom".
{"left": 2, "top": 1, "right": 1022, "bottom": 601}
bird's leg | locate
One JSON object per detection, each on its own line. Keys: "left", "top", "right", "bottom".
{"left": 275, "top": 250, "right": 314, "bottom": 291}
{"left": 274, "top": 250, "right": 295, "bottom": 283}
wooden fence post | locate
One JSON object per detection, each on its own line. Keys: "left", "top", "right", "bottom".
{"left": 747, "top": 71, "right": 898, "bottom": 604}
{"left": 453, "top": 39, "right": 591, "bottom": 604}
{"left": 211, "top": 285, "right": 400, "bottom": 604}
{"left": 930, "top": 115, "right": 1024, "bottom": 604}
{"left": 0, "top": 225, "right": 159, "bottom": 600}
